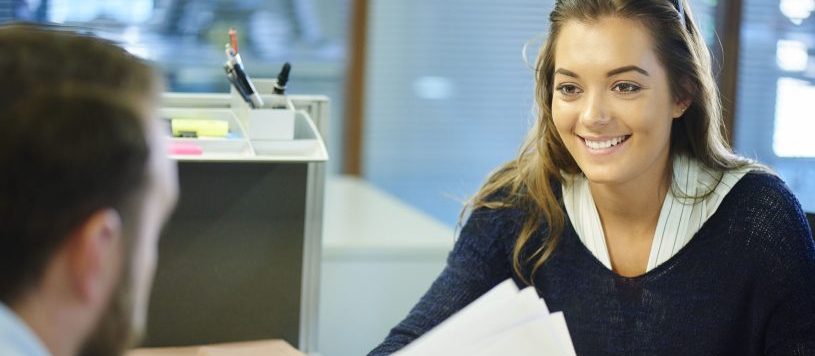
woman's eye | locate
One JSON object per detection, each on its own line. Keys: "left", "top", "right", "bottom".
{"left": 612, "top": 82, "right": 641, "bottom": 93}
{"left": 556, "top": 84, "right": 581, "bottom": 96}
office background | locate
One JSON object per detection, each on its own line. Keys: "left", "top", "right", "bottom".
{"left": 2, "top": 0, "right": 813, "bottom": 355}
{"left": 2, "top": 0, "right": 810, "bottom": 225}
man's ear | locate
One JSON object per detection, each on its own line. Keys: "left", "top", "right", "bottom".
{"left": 65, "top": 209, "right": 123, "bottom": 305}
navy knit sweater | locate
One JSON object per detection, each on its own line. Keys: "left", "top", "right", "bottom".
{"left": 369, "top": 172, "right": 815, "bottom": 355}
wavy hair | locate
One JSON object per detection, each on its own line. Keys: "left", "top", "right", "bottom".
{"left": 465, "top": 0, "right": 753, "bottom": 285}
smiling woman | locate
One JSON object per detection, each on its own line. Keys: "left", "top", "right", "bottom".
{"left": 369, "top": 0, "right": 815, "bottom": 355}
{"left": 553, "top": 17, "right": 680, "bottom": 187}
{"left": 551, "top": 17, "right": 690, "bottom": 276}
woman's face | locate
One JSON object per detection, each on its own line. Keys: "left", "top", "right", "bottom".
{"left": 551, "top": 16, "right": 686, "bottom": 188}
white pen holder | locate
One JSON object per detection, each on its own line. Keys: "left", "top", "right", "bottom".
{"left": 231, "top": 87, "right": 296, "bottom": 141}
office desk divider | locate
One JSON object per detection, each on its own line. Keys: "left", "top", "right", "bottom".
{"left": 145, "top": 88, "right": 328, "bottom": 354}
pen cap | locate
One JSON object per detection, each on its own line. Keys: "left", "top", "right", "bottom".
{"left": 273, "top": 62, "right": 291, "bottom": 95}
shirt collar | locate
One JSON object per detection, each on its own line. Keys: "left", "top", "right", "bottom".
{"left": 0, "top": 302, "right": 51, "bottom": 356}
{"left": 562, "top": 155, "right": 750, "bottom": 273}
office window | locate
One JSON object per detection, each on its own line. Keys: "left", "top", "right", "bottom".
{"left": 734, "top": 0, "right": 815, "bottom": 212}
{"left": 363, "top": 0, "right": 722, "bottom": 226}
{"left": 1, "top": 0, "right": 350, "bottom": 173}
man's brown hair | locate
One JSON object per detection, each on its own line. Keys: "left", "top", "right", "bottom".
{"left": 0, "top": 23, "right": 161, "bottom": 304}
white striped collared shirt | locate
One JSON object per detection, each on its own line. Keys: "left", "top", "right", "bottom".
{"left": 562, "top": 155, "right": 751, "bottom": 273}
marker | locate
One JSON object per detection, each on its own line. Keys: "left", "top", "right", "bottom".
{"left": 273, "top": 62, "right": 291, "bottom": 95}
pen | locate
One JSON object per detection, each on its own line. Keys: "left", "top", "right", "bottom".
{"left": 231, "top": 60, "right": 263, "bottom": 108}
{"left": 228, "top": 27, "right": 238, "bottom": 53}
{"left": 224, "top": 45, "right": 251, "bottom": 104}
{"left": 224, "top": 64, "right": 250, "bottom": 101}
{"left": 223, "top": 37, "right": 263, "bottom": 108}
{"left": 273, "top": 62, "right": 291, "bottom": 95}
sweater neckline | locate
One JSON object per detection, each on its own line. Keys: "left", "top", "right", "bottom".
{"left": 561, "top": 201, "right": 713, "bottom": 281}
{"left": 561, "top": 155, "right": 750, "bottom": 274}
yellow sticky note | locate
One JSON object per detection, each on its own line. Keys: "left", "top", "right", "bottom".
{"left": 171, "top": 119, "right": 229, "bottom": 138}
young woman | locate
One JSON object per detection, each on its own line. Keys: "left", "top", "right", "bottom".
{"left": 370, "top": 0, "right": 815, "bottom": 354}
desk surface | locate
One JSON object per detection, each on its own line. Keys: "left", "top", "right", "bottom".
{"left": 322, "top": 175, "right": 455, "bottom": 258}
{"left": 128, "top": 340, "right": 304, "bottom": 356}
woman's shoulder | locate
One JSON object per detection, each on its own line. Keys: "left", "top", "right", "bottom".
{"left": 465, "top": 191, "right": 527, "bottom": 232}
{"left": 462, "top": 185, "right": 545, "bottom": 251}
{"left": 726, "top": 170, "right": 802, "bottom": 215}
{"left": 720, "top": 170, "right": 814, "bottom": 264}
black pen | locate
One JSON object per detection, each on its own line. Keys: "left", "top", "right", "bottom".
{"left": 224, "top": 59, "right": 250, "bottom": 101}
{"left": 231, "top": 61, "right": 263, "bottom": 108}
{"left": 224, "top": 38, "right": 263, "bottom": 108}
{"left": 273, "top": 62, "right": 291, "bottom": 95}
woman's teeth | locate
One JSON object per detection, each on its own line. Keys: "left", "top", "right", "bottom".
{"left": 584, "top": 135, "right": 628, "bottom": 150}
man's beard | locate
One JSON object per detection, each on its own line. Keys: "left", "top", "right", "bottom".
{"left": 77, "top": 267, "right": 140, "bottom": 356}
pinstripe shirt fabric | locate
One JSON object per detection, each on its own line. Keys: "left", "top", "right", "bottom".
{"left": 562, "top": 155, "right": 751, "bottom": 272}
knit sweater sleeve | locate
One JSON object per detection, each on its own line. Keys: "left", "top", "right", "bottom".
{"left": 740, "top": 174, "right": 815, "bottom": 355}
{"left": 367, "top": 207, "right": 515, "bottom": 356}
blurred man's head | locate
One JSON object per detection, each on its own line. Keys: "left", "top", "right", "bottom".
{"left": 0, "top": 24, "right": 178, "bottom": 356}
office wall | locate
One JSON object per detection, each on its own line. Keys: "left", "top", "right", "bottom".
{"left": 361, "top": 0, "right": 721, "bottom": 226}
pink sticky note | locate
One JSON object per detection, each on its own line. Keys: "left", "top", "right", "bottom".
{"left": 169, "top": 142, "right": 203, "bottom": 155}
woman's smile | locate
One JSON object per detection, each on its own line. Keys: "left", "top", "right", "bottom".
{"left": 578, "top": 134, "right": 632, "bottom": 156}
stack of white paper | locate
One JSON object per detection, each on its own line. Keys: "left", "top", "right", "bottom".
{"left": 394, "top": 279, "right": 577, "bottom": 356}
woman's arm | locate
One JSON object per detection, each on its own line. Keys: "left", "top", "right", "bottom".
{"left": 367, "top": 207, "right": 517, "bottom": 356}
{"left": 741, "top": 174, "right": 815, "bottom": 355}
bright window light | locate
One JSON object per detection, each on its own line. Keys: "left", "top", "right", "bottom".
{"left": 773, "top": 77, "right": 815, "bottom": 157}
{"left": 777, "top": 40, "right": 810, "bottom": 72}
{"left": 48, "top": 0, "right": 153, "bottom": 24}
{"left": 780, "top": 0, "right": 815, "bottom": 25}
{"left": 413, "top": 76, "right": 455, "bottom": 100}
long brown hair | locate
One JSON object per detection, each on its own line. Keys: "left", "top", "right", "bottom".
{"left": 465, "top": 0, "right": 753, "bottom": 285}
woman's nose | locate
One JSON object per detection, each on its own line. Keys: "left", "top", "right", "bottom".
{"left": 579, "top": 91, "right": 611, "bottom": 128}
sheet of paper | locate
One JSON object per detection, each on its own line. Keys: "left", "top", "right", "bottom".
{"left": 466, "top": 315, "right": 567, "bottom": 356}
{"left": 394, "top": 279, "right": 576, "bottom": 356}
{"left": 396, "top": 281, "right": 549, "bottom": 355}
{"left": 549, "top": 311, "right": 577, "bottom": 356}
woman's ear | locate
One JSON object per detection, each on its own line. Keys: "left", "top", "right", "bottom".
{"left": 672, "top": 79, "right": 695, "bottom": 119}
{"left": 672, "top": 98, "right": 691, "bottom": 119}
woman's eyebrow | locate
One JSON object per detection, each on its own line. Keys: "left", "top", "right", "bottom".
{"left": 607, "top": 65, "right": 650, "bottom": 77}
{"left": 554, "top": 65, "right": 650, "bottom": 79}
{"left": 554, "top": 68, "right": 580, "bottom": 78}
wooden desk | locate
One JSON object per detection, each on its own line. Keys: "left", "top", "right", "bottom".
{"left": 128, "top": 340, "right": 304, "bottom": 356}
